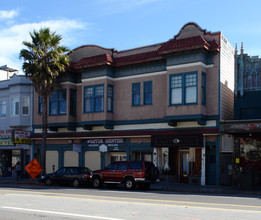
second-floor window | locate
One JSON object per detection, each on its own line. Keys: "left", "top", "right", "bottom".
{"left": 170, "top": 72, "right": 198, "bottom": 105}
{"left": 132, "top": 83, "right": 140, "bottom": 106}
{"left": 107, "top": 85, "right": 113, "bottom": 112}
{"left": 0, "top": 101, "right": 6, "bottom": 118}
{"left": 70, "top": 89, "right": 77, "bottom": 116}
{"left": 49, "top": 89, "right": 67, "bottom": 115}
{"left": 185, "top": 73, "right": 197, "bottom": 103}
{"left": 22, "top": 97, "right": 30, "bottom": 115}
{"left": 170, "top": 75, "right": 182, "bottom": 104}
{"left": 144, "top": 81, "right": 152, "bottom": 105}
{"left": 84, "top": 85, "right": 104, "bottom": 113}
{"left": 11, "top": 97, "right": 19, "bottom": 116}
{"left": 201, "top": 72, "right": 206, "bottom": 105}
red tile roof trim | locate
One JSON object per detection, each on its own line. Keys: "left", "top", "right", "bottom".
{"left": 71, "top": 36, "right": 219, "bottom": 70}
{"left": 114, "top": 50, "right": 162, "bottom": 66}
{"left": 73, "top": 54, "right": 113, "bottom": 70}
{"left": 158, "top": 36, "right": 219, "bottom": 54}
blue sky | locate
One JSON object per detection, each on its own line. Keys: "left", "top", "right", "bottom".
{"left": 1, "top": 0, "right": 261, "bottom": 80}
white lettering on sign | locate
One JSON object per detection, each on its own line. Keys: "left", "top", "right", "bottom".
{"left": 105, "top": 139, "right": 124, "bottom": 144}
{"left": 14, "top": 130, "right": 30, "bottom": 139}
{"left": 86, "top": 138, "right": 124, "bottom": 147}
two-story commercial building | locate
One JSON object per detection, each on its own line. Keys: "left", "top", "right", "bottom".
{"left": 0, "top": 70, "right": 33, "bottom": 177}
{"left": 31, "top": 22, "right": 234, "bottom": 185}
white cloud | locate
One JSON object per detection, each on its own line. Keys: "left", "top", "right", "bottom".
{"left": 0, "top": 19, "right": 88, "bottom": 74}
{"left": 0, "top": 9, "right": 19, "bottom": 19}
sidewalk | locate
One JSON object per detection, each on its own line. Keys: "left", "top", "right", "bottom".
{"left": 1, "top": 174, "right": 261, "bottom": 196}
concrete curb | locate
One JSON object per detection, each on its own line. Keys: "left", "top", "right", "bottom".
{"left": 1, "top": 178, "right": 261, "bottom": 196}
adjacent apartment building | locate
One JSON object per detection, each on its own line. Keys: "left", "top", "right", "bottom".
{"left": 31, "top": 23, "right": 234, "bottom": 185}
{"left": 221, "top": 44, "right": 261, "bottom": 188}
{"left": 0, "top": 71, "right": 33, "bottom": 177}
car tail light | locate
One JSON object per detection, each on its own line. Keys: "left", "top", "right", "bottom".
{"left": 84, "top": 174, "right": 90, "bottom": 178}
{"left": 137, "top": 171, "right": 146, "bottom": 177}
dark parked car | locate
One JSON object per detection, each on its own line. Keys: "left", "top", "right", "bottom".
{"left": 39, "top": 166, "right": 92, "bottom": 187}
{"left": 91, "top": 161, "right": 160, "bottom": 190}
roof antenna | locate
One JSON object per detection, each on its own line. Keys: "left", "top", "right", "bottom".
{"left": 235, "top": 43, "right": 238, "bottom": 55}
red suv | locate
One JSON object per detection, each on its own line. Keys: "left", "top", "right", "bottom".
{"left": 91, "top": 161, "right": 160, "bottom": 190}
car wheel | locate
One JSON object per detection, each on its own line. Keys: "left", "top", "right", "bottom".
{"left": 149, "top": 167, "right": 160, "bottom": 180}
{"left": 124, "top": 177, "right": 136, "bottom": 190}
{"left": 92, "top": 176, "right": 102, "bottom": 188}
{"left": 44, "top": 178, "right": 52, "bottom": 186}
{"left": 72, "top": 179, "right": 80, "bottom": 187}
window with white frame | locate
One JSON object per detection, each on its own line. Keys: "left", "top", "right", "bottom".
{"left": 11, "top": 97, "right": 20, "bottom": 116}
{"left": 0, "top": 101, "right": 6, "bottom": 118}
{"left": 170, "top": 75, "right": 182, "bottom": 104}
{"left": 170, "top": 72, "right": 198, "bottom": 105}
{"left": 185, "top": 73, "right": 197, "bottom": 103}
{"left": 22, "top": 96, "right": 30, "bottom": 115}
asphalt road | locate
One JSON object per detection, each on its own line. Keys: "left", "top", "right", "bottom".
{"left": 0, "top": 185, "right": 261, "bottom": 220}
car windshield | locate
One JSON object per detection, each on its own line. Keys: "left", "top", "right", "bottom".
{"left": 106, "top": 163, "right": 117, "bottom": 170}
{"left": 118, "top": 162, "right": 127, "bottom": 170}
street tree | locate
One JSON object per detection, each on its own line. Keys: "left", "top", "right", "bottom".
{"left": 19, "top": 28, "right": 70, "bottom": 174}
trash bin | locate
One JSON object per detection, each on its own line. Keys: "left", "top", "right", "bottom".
{"left": 240, "top": 170, "right": 255, "bottom": 190}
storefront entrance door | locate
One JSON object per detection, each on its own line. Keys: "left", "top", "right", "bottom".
{"left": 206, "top": 145, "right": 216, "bottom": 185}
{"left": 180, "top": 151, "right": 189, "bottom": 183}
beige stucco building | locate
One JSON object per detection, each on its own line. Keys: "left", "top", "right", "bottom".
{"left": 31, "top": 23, "right": 234, "bottom": 185}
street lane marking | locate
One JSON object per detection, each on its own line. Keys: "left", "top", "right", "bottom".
{"left": 2, "top": 193, "right": 261, "bottom": 214}
{"left": 1, "top": 206, "right": 125, "bottom": 220}
{"left": 1, "top": 189, "right": 261, "bottom": 210}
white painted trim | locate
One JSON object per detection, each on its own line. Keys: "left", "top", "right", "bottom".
{"left": 33, "top": 120, "right": 217, "bottom": 137}
{"left": 60, "top": 70, "right": 167, "bottom": 86}
{"left": 167, "top": 62, "right": 214, "bottom": 70}
{"left": 81, "top": 70, "right": 167, "bottom": 83}
{"left": 114, "top": 71, "right": 167, "bottom": 81}
{"left": 60, "top": 62, "right": 213, "bottom": 86}
{"left": 60, "top": 82, "right": 78, "bottom": 86}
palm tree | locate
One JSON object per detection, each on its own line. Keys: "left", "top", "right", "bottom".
{"left": 20, "top": 28, "right": 70, "bottom": 174}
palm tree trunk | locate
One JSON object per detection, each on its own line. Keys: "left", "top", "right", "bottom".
{"left": 41, "top": 95, "right": 48, "bottom": 175}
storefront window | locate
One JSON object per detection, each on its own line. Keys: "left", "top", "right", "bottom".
{"left": 157, "top": 147, "right": 202, "bottom": 178}
{"left": 240, "top": 138, "right": 261, "bottom": 171}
